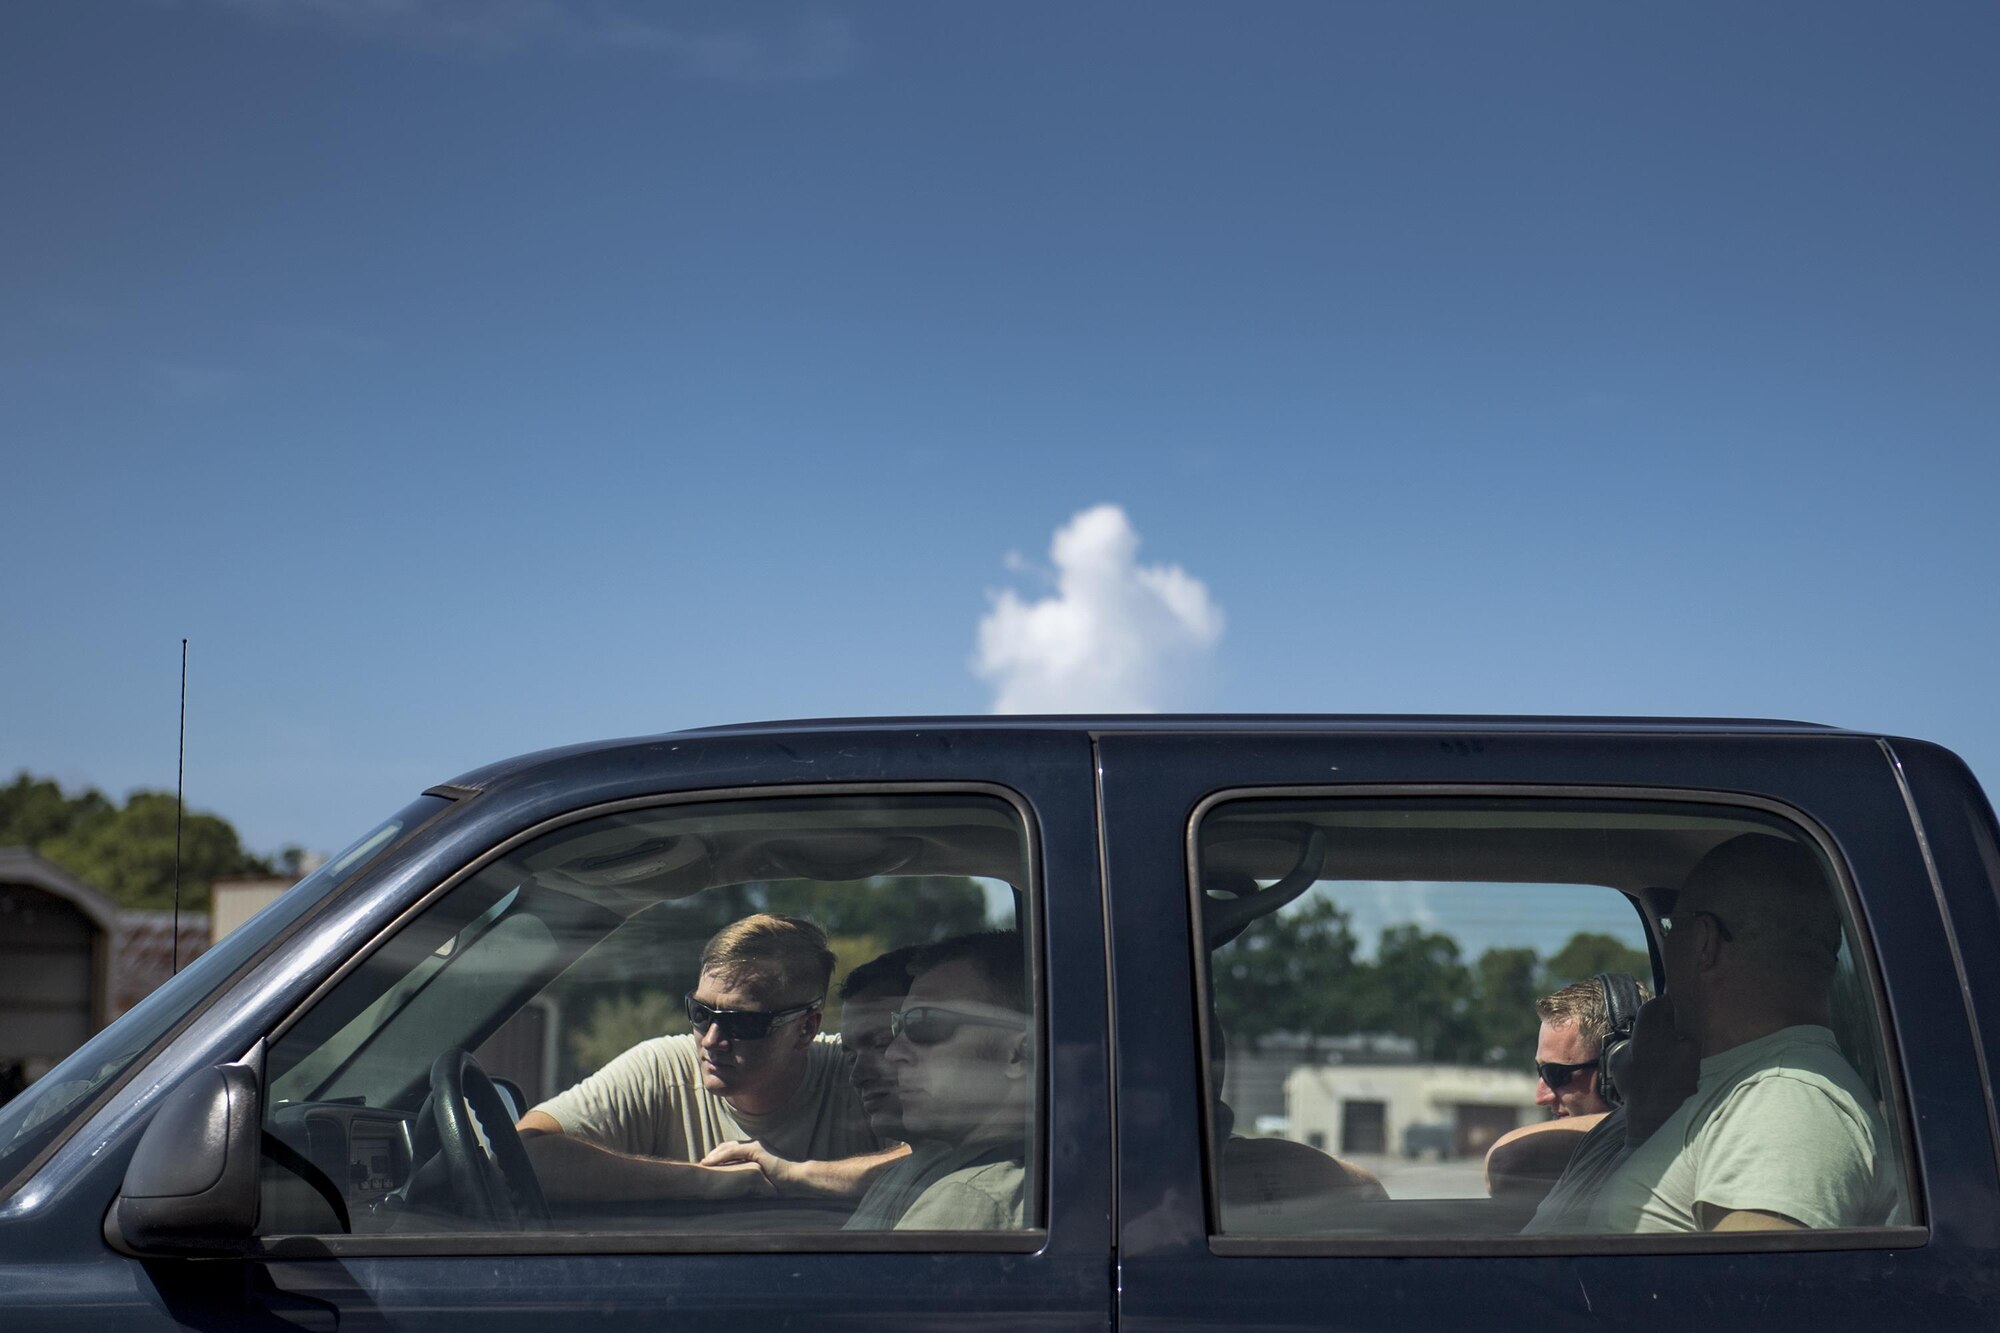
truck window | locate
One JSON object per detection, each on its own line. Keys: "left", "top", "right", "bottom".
{"left": 1194, "top": 796, "right": 1914, "bottom": 1244}
{"left": 258, "top": 791, "right": 1040, "bottom": 1245}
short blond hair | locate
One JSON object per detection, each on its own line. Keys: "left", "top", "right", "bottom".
{"left": 698, "top": 914, "right": 835, "bottom": 1003}
{"left": 1536, "top": 975, "right": 1652, "bottom": 1050}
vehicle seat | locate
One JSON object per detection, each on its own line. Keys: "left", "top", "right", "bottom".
{"left": 1217, "top": 1134, "right": 1388, "bottom": 1233}
{"left": 1482, "top": 1116, "right": 1596, "bottom": 1204}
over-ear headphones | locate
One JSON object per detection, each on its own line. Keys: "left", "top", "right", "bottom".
{"left": 1593, "top": 971, "right": 1644, "bottom": 1108}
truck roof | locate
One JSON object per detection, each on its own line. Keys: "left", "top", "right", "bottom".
{"left": 678, "top": 713, "right": 1841, "bottom": 735}
{"left": 439, "top": 713, "right": 1854, "bottom": 793}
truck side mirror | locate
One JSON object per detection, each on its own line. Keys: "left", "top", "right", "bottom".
{"left": 105, "top": 1054, "right": 262, "bottom": 1257}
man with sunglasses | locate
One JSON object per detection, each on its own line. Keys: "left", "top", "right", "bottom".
{"left": 698, "top": 944, "right": 922, "bottom": 1193}
{"left": 1588, "top": 835, "right": 1903, "bottom": 1233}
{"left": 1517, "top": 982, "right": 1699, "bottom": 1233}
{"left": 1487, "top": 975, "right": 1657, "bottom": 1223}
{"left": 519, "top": 913, "right": 891, "bottom": 1203}
{"left": 844, "top": 930, "right": 1032, "bottom": 1231}
{"left": 1534, "top": 975, "right": 1644, "bottom": 1120}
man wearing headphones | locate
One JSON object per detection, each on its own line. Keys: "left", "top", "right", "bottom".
{"left": 1533, "top": 974, "right": 1641, "bottom": 1119}
{"left": 1486, "top": 971, "right": 1677, "bottom": 1232}
{"left": 1517, "top": 973, "right": 1701, "bottom": 1233}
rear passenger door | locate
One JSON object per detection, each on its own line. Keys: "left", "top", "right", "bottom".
{"left": 1098, "top": 728, "right": 2000, "bottom": 1331}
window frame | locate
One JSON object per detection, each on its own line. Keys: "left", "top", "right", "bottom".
{"left": 251, "top": 780, "right": 1051, "bottom": 1259}
{"left": 1184, "top": 782, "right": 1926, "bottom": 1258}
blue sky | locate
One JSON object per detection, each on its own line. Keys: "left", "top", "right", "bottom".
{"left": 3, "top": 1, "right": 1995, "bottom": 858}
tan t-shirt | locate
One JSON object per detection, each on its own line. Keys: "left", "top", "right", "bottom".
{"left": 1589, "top": 1025, "right": 1901, "bottom": 1233}
{"left": 532, "top": 1033, "right": 880, "bottom": 1164}
{"left": 898, "top": 1158, "right": 1027, "bottom": 1231}
{"left": 844, "top": 1137, "right": 1028, "bottom": 1232}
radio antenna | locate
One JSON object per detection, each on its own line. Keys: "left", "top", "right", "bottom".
{"left": 172, "top": 638, "right": 187, "bottom": 974}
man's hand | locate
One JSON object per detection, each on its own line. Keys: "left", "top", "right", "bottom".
{"left": 517, "top": 1127, "right": 775, "bottom": 1202}
{"left": 701, "top": 1140, "right": 811, "bottom": 1193}
{"left": 686, "top": 1160, "right": 778, "bottom": 1200}
{"left": 1622, "top": 995, "right": 1701, "bottom": 1146}
{"left": 699, "top": 1140, "right": 913, "bottom": 1199}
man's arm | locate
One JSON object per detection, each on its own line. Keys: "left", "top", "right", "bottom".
{"left": 698, "top": 1138, "right": 912, "bottom": 1198}
{"left": 516, "top": 1111, "right": 774, "bottom": 1203}
{"left": 1700, "top": 1204, "right": 1805, "bottom": 1232}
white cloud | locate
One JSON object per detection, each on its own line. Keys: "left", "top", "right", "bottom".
{"left": 974, "top": 504, "right": 1224, "bottom": 714}
{"left": 196, "top": 1, "right": 858, "bottom": 77}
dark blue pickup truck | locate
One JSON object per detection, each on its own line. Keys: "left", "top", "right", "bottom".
{"left": 3, "top": 715, "right": 1997, "bottom": 1329}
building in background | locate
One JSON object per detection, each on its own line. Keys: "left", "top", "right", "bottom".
{"left": 210, "top": 875, "right": 297, "bottom": 942}
{"left": 0, "top": 852, "right": 303, "bottom": 1105}
{"left": 0, "top": 849, "right": 121, "bottom": 1099}
{"left": 1286, "top": 1062, "right": 1540, "bottom": 1162}
{"left": 110, "top": 912, "right": 212, "bottom": 1019}
{"left": 1221, "top": 1029, "right": 1540, "bottom": 1169}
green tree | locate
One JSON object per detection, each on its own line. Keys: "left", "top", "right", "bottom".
{"left": 1545, "top": 932, "right": 1651, "bottom": 989}
{"left": 2, "top": 772, "right": 270, "bottom": 911}
{"left": 568, "top": 989, "right": 687, "bottom": 1080}
{"left": 1369, "top": 925, "right": 1482, "bottom": 1063}
{"left": 1211, "top": 896, "right": 1365, "bottom": 1050}
{"left": 0, "top": 773, "right": 111, "bottom": 846}
{"left": 1472, "top": 945, "right": 1546, "bottom": 1067}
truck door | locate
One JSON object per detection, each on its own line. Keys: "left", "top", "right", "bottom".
{"left": 1099, "top": 727, "right": 2000, "bottom": 1332}
{"left": 9, "top": 728, "right": 1115, "bottom": 1333}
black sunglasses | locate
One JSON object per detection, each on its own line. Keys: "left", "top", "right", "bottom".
{"left": 684, "top": 992, "right": 821, "bottom": 1042}
{"left": 1658, "top": 890, "right": 1735, "bottom": 942}
{"left": 888, "top": 1004, "right": 1027, "bottom": 1046}
{"left": 1535, "top": 1058, "right": 1600, "bottom": 1091}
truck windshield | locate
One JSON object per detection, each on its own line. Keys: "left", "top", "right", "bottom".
{"left": 0, "top": 795, "right": 451, "bottom": 1200}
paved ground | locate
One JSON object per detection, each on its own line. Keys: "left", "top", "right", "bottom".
{"left": 1343, "top": 1153, "right": 1490, "bottom": 1200}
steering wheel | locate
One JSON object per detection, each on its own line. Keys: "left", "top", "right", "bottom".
{"left": 427, "top": 1048, "right": 551, "bottom": 1229}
